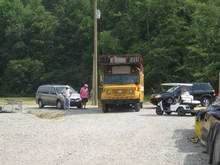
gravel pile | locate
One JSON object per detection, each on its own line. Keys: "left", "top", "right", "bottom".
{"left": 0, "top": 105, "right": 208, "bottom": 165}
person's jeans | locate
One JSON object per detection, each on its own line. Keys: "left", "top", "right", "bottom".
{"left": 64, "top": 97, "right": 70, "bottom": 110}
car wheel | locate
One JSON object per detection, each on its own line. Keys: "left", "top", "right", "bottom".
{"left": 191, "top": 112, "right": 196, "bottom": 116}
{"left": 56, "top": 100, "right": 63, "bottom": 109}
{"left": 77, "top": 104, "right": 82, "bottom": 109}
{"left": 135, "top": 103, "right": 141, "bottom": 112}
{"left": 38, "top": 100, "right": 44, "bottom": 108}
{"left": 156, "top": 106, "right": 163, "bottom": 115}
{"left": 201, "top": 97, "right": 210, "bottom": 107}
{"left": 165, "top": 112, "right": 171, "bottom": 115}
{"left": 177, "top": 107, "right": 185, "bottom": 116}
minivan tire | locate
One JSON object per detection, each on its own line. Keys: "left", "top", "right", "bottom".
{"left": 201, "top": 97, "right": 210, "bottom": 107}
{"left": 56, "top": 100, "right": 63, "bottom": 109}
{"left": 38, "top": 100, "right": 44, "bottom": 108}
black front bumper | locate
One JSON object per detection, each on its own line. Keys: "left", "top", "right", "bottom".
{"left": 70, "top": 101, "right": 81, "bottom": 106}
{"left": 101, "top": 99, "right": 140, "bottom": 105}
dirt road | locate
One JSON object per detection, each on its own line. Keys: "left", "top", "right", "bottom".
{"left": 0, "top": 105, "right": 208, "bottom": 165}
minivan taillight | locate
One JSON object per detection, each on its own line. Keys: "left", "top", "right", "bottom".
{"left": 213, "top": 90, "right": 216, "bottom": 96}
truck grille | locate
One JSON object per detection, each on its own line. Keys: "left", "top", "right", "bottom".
{"left": 112, "top": 89, "right": 127, "bottom": 95}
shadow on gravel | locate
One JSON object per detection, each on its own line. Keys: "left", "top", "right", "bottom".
{"left": 139, "top": 113, "right": 195, "bottom": 118}
{"left": 0, "top": 111, "right": 14, "bottom": 113}
{"left": 173, "top": 129, "right": 208, "bottom": 165}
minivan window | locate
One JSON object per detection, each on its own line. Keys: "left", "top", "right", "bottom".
{"left": 56, "top": 87, "right": 77, "bottom": 94}
{"left": 50, "top": 88, "right": 56, "bottom": 95}
{"left": 38, "top": 86, "right": 49, "bottom": 94}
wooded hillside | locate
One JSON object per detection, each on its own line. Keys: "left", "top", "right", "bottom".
{"left": 0, "top": 0, "right": 219, "bottom": 96}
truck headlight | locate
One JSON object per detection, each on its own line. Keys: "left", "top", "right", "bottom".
{"left": 129, "top": 89, "right": 133, "bottom": 94}
{"left": 107, "top": 90, "right": 111, "bottom": 95}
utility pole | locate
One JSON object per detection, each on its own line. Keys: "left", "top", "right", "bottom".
{"left": 92, "top": 0, "right": 98, "bottom": 105}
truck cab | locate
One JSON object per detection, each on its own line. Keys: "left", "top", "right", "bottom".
{"left": 99, "top": 54, "right": 144, "bottom": 112}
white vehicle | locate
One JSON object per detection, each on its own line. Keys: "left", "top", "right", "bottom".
{"left": 156, "top": 83, "right": 200, "bottom": 116}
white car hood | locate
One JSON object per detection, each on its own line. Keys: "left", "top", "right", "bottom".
{"left": 70, "top": 94, "right": 81, "bottom": 99}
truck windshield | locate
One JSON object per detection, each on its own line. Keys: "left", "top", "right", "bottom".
{"left": 104, "top": 74, "right": 140, "bottom": 85}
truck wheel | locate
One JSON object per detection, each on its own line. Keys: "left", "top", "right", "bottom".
{"left": 102, "top": 104, "right": 108, "bottom": 113}
{"left": 156, "top": 107, "right": 163, "bottom": 115}
{"left": 38, "top": 100, "right": 44, "bottom": 108}
{"left": 177, "top": 107, "right": 185, "bottom": 116}
{"left": 201, "top": 97, "right": 210, "bottom": 107}
{"left": 56, "top": 100, "right": 63, "bottom": 109}
{"left": 135, "top": 103, "right": 141, "bottom": 112}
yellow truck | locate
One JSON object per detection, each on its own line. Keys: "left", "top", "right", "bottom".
{"left": 98, "top": 54, "right": 144, "bottom": 113}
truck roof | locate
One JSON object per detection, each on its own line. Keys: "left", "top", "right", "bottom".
{"left": 100, "top": 54, "right": 143, "bottom": 66}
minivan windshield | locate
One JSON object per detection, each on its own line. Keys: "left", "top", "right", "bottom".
{"left": 56, "top": 87, "right": 77, "bottom": 94}
{"left": 104, "top": 74, "right": 140, "bottom": 85}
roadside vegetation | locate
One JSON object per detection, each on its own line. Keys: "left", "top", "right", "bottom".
{"left": 0, "top": 0, "right": 219, "bottom": 96}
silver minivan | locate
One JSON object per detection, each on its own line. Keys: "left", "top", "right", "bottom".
{"left": 36, "top": 85, "right": 82, "bottom": 109}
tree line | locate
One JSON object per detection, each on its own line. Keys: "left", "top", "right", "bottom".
{"left": 0, "top": 0, "right": 219, "bottom": 96}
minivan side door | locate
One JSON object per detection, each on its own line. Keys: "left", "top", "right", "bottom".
{"left": 39, "top": 86, "right": 50, "bottom": 105}
{"left": 48, "top": 87, "right": 57, "bottom": 106}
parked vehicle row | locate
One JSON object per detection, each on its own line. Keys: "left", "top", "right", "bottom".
{"left": 150, "top": 82, "right": 216, "bottom": 116}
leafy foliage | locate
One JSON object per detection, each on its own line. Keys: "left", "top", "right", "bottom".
{"left": 0, "top": 0, "right": 219, "bottom": 96}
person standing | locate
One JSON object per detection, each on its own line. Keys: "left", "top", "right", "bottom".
{"left": 80, "top": 84, "right": 89, "bottom": 109}
{"left": 62, "top": 85, "right": 72, "bottom": 111}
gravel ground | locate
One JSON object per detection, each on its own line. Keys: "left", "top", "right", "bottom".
{"left": 0, "top": 105, "right": 208, "bottom": 165}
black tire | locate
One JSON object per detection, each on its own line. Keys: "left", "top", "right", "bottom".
{"left": 156, "top": 107, "right": 163, "bottom": 115}
{"left": 201, "top": 97, "right": 210, "bottom": 107}
{"left": 38, "top": 99, "right": 44, "bottom": 108}
{"left": 77, "top": 104, "right": 82, "bottom": 109}
{"left": 191, "top": 112, "right": 196, "bottom": 116}
{"left": 177, "top": 107, "right": 185, "bottom": 116}
{"left": 135, "top": 103, "right": 141, "bottom": 112}
{"left": 56, "top": 100, "right": 63, "bottom": 109}
{"left": 140, "top": 103, "right": 143, "bottom": 108}
{"left": 102, "top": 104, "right": 108, "bottom": 113}
{"left": 165, "top": 112, "right": 172, "bottom": 115}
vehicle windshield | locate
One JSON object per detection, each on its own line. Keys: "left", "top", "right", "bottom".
{"left": 104, "top": 74, "right": 140, "bottom": 85}
{"left": 56, "top": 87, "right": 77, "bottom": 94}
{"left": 167, "top": 86, "right": 179, "bottom": 93}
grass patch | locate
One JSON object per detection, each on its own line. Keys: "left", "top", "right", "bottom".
{"left": 0, "top": 97, "right": 36, "bottom": 105}
{"left": 27, "top": 111, "right": 63, "bottom": 120}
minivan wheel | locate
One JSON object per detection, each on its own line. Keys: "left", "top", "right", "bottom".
{"left": 38, "top": 100, "right": 44, "bottom": 108}
{"left": 201, "top": 97, "right": 210, "bottom": 107}
{"left": 56, "top": 100, "right": 62, "bottom": 109}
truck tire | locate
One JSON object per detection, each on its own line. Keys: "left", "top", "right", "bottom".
{"left": 201, "top": 97, "right": 210, "bottom": 107}
{"left": 135, "top": 103, "right": 141, "bottom": 112}
{"left": 177, "top": 107, "right": 185, "bottom": 116}
{"left": 156, "top": 107, "right": 163, "bottom": 115}
{"left": 102, "top": 104, "right": 108, "bottom": 113}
